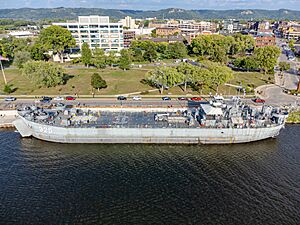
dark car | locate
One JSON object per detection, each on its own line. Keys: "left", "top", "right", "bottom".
{"left": 253, "top": 98, "right": 265, "bottom": 103}
{"left": 40, "top": 96, "right": 52, "bottom": 103}
{"left": 178, "top": 97, "right": 188, "bottom": 101}
{"left": 191, "top": 97, "right": 202, "bottom": 101}
{"left": 162, "top": 96, "right": 171, "bottom": 101}
{"left": 66, "top": 96, "right": 76, "bottom": 101}
{"left": 117, "top": 96, "right": 127, "bottom": 100}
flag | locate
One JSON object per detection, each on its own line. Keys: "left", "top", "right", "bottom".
{"left": 0, "top": 55, "right": 9, "bottom": 61}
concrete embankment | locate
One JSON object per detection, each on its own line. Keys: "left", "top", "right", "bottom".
{"left": 0, "top": 110, "right": 18, "bottom": 128}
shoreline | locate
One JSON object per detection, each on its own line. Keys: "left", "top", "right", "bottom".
{"left": 286, "top": 111, "right": 300, "bottom": 124}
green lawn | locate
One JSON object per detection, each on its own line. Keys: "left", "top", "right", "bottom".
{"left": 0, "top": 67, "right": 151, "bottom": 95}
{"left": 0, "top": 67, "right": 273, "bottom": 96}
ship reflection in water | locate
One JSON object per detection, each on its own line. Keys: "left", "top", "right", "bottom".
{"left": 0, "top": 125, "right": 299, "bottom": 225}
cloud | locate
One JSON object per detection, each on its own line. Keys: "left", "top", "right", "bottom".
{"left": 0, "top": 0, "right": 300, "bottom": 10}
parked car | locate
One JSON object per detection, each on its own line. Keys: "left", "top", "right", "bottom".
{"left": 4, "top": 97, "right": 16, "bottom": 102}
{"left": 54, "top": 96, "right": 64, "bottom": 101}
{"left": 40, "top": 96, "right": 52, "bottom": 103}
{"left": 253, "top": 98, "right": 265, "bottom": 103}
{"left": 132, "top": 96, "right": 141, "bottom": 101}
{"left": 117, "top": 96, "right": 127, "bottom": 100}
{"left": 191, "top": 97, "right": 202, "bottom": 101}
{"left": 178, "top": 97, "right": 188, "bottom": 101}
{"left": 231, "top": 96, "right": 241, "bottom": 101}
{"left": 66, "top": 96, "right": 76, "bottom": 101}
{"left": 162, "top": 96, "right": 171, "bottom": 101}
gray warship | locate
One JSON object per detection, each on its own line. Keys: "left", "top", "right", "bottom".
{"left": 13, "top": 99, "right": 288, "bottom": 144}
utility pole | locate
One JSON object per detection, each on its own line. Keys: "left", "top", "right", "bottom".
{"left": 0, "top": 59, "right": 7, "bottom": 85}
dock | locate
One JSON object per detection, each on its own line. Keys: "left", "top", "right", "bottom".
{"left": 0, "top": 110, "right": 18, "bottom": 128}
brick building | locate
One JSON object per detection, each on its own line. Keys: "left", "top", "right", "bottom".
{"left": 254, "top": 32, "right": 276, "bottom": 47}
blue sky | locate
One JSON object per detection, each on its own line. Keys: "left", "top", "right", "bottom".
{"left": 0, "top": 0, "right": 299, "bottom": 10}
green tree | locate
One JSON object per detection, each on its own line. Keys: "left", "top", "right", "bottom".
{"left": 143, "top": 46, "right": 158, "bottom": 62}
{"left": 119, "top": 49, "right": 132, "bottom": 70}
{"left": 146, "top": 66, "right": 184, "bottom": 94}
{"left": 13, "top": 50, "right": 31, "bottom": 69}
{"left": 279, "top": 62, "right": 291, "bottom": 75}
{"left": 30, "top": 42, "right": 49, "bottom": 61}
{"left": 288, "top": 39, "right": 295, "bottom": 51}
{"left": 131, "top": 47, "right": 144, "bottom": 62}
{"left": 0, "top": 37, "right": 15, "bottom": 59}
{"left": 81, "top": 43, "right": 92, "bottom": 67}
{"left": 176, "top": 62, "right": 200, "bottom": 92}
{"left": 22, "top": 60, "right": 65, "bottom": 87}
{"left": 130, "top": 40, "right": 158, "bottom": 62}
{"left": 166, "top": 42, "right": 187, "bottom": 59}
{"left": 232, "top": 33, "right": 255, "bottom": 55}
{"left": 38, "top": 25, "right": 76, "bottom": 63}
{"left": 200, "top": 60, "right": 234, "bottom": 92}
{"left": 3, "top": 84, "right": 15, "bottom": 94}
{"left": 91, "top": 73, "right": 107, "bottom": 91}
{"left": 233, "top": 56, "right": 259, "bottom": 70}
{"left": 151, "top": 29, "right": 157, "bottom": 38}
{"left": 92, "top": 48, "right": 106, "bottom": 69}
{"left": 254, "top": 46, "right": 281, "bottom": 74}
{"left": 190, "top": 34, "right": 234, "bottom": 63}
{"left": 106, "top": 51, "right": 117, "bottom": 67}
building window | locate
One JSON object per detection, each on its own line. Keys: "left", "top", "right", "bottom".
{"left": 69, "top": 25, "right": 78, "bottom": 29}
{"left": 80, "top": 30, "right": 89, "bottom": 33}
{"left": 89, "top": 25, "right": 99, "bottom": 28}
{"left": 91, "top": 34, "right": 99, "bottom": 38}
{"left": 100, "top": 25, "right": 109, "bottom": 28}
{"left": 102, "top": 44, "right": 109, "bottom": 47}
{"left": 91, "top": 39, "right": 100, "bottom": 43}
{"left": 110, "top": 34, "right": 119, "bottom": 38}
{"left": 110, "top": 25, "right": 118, "bottom": 28}
{"left": 91, "top": 44, "right": 100, "bottom": 48}
{"left": 79, "top": 25, "right": 89, "bottom": 29}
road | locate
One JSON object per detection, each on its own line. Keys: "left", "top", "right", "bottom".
{"left": 256, "top": 38, "right": 300, "bottom": 106}
{"left": 0, "top": 98, "right": 208, "bottom": 109}
{"left": 1, "top": 97, "right": 277, "bottom": 112}
{"left": 276, "top": 38, "right": 300, "bottom": 89}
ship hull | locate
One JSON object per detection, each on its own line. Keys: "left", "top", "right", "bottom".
{"left": 13, "top": 118, "right": 284, "bottom": 144}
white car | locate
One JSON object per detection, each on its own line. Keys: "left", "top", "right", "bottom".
{"left": 231, "top": 96, "right": 241, "bottom": 101}
{"left": 54, "top": 96, "right": 64, "bottom": 101}
{"left": 132, "top": 96, "right": 142, "bottom": 101}
{"left": 4, "top": 97, "right": 16, "bottom": 102}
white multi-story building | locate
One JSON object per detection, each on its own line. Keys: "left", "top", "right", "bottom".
{"left": 53, "top": 16, "right": 124, "bottom": 51}
{"left": 119, "top": 16, "right": 139, "bottom": 29}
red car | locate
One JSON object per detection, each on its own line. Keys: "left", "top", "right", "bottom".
{"left": 191, "top": 97, "right": 202, "bottom": 101}
{"left": 66, "top": 96, "right": 76, "bottom": 101}
{"left": 253, "top": 98, "right": 265, "bottom": 103}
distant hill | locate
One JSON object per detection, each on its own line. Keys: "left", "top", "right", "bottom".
{"left": 0, "top": 8, "right": 300, "bottom": 21}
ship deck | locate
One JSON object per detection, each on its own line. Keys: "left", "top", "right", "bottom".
{"left": 32, "top": 110, "right": 201, "bottom": 129}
